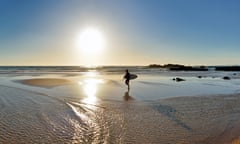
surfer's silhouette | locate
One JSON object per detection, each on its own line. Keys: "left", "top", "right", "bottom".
{"left": 123, "top": 69, "right": 130, "bottom": 91}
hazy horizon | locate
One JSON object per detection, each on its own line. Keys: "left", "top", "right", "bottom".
{"left": 1, "top": 0, "right": 240, "bottom": 66}
{"left": 0, "top": 64, "right": 239, "bottom": 67}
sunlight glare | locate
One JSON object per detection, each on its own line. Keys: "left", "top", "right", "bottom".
{"left": 77, "top": 27, "right": 105, "bottom": 55}
{"left": 79, "top": 78, "right": 104, "bottom": 108}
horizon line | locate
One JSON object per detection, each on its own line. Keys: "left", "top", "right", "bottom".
{"left": 0, "top": 64, "right": 239, "bottom": 67}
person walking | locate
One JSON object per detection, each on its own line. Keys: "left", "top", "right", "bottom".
{"left": 123, "top": 69, "right": 130, "bottom": 91}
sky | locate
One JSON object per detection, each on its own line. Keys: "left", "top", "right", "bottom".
{"left": 0, "top": 0, "right": 240, "bottom": 66}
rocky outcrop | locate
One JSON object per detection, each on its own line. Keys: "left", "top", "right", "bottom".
{"left": 173, "top": 77, "right": 186, "bottom": 82}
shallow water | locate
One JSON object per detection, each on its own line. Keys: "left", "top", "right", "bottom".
{"left": 1, "top": 70, "right": 240, "bottom": 143}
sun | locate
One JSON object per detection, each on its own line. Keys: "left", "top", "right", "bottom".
{"left": 77, "top": 27, "right": 105, "bottom": 55}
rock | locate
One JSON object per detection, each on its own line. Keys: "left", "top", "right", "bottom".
{"left": 148, "top": 64, "right": 163, "bottom": 68}
{"left": 216, "top": 66, "right": 240, "bottom": 71}
{"left": 223, "top": 76, "right": 230, "bottom": 80}
{"left": 169, "top": 66, "right": 208, "bottom": 71}
{"left": 173, "top": 77, "right": 185, "bottom": 82}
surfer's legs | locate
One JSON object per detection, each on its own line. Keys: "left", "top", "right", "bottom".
{"left": 125, "top": 79, "right": 130, "bottom": 91}
{"left": 125, "top": 79, "right": 129, "bottom": 85}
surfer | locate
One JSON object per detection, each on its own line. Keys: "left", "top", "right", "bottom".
{"left": 124, "top": 69, "right": 131, "bottom": 90}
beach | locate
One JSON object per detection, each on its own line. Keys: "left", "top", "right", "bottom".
{"left": 2, "top": 0, "right": 240, "bottom": 143}
{"left": 1, "top": 67, "right": 240, "bottom": 143}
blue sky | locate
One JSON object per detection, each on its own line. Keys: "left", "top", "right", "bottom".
{"left": 0, "top": 0, "right": 239, "bottom": 66}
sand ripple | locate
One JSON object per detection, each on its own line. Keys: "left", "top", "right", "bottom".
{"left": 0, "top": 85, "right": 107, "bottom": 143}
{"left": 1, "top": 84, "right": 240, "bottom": 143}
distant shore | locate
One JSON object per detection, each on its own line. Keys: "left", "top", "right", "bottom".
{"left": 148, "top": 64, "right": 240, "bottom": 71}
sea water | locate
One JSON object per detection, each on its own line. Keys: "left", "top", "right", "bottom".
{"left": 0, "top": 66, "right": 239, "bottom": 100}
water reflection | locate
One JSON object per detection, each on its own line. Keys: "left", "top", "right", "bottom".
{"left": 123, "top": 91, "right": 134, "bottom": 101}
{"left": 79, "top": 78, "right": 103, "bottom": 108}
{"left": 85, "top": 70, "right": 99, "bottom": 77}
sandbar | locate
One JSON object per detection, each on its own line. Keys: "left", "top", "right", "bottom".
{"left": 17, "top": 78, "right": 73, "bottom": 88}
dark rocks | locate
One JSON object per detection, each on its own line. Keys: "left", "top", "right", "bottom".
{"left": 148, "top": 64, "right": 208, "bottom": 71}
{"left": 169, "top": 66, "right": 208, "bottom": 71}
{"left": 215, "top": 66, "right": 240, "bottom": 71}
{"left": 173, "top": 77, "right": 185, "bottom": 82}
{"left": 197, "top": 76, "right": 202, "bottom": 79}
{"left": 223, "top": 76, "right": 231, "bottom": 80}
{"left": 148, "top": 64, "right": 163, "bottom": 68}
{"left": 148, "top": 64, "right": 240, "bottom": 72}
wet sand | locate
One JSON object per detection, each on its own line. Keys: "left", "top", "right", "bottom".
{"left": 97, "top": 94, "right": 240, "bottom": 144}
{"left": 1, "top": 74, "right": 240, "bottom": 143}
{"left": 17, "top": 78, "right": 73, "bottom": 88}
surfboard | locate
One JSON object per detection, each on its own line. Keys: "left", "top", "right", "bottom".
{"left": 129, "top": 74, "right": 138, "bottom": 80}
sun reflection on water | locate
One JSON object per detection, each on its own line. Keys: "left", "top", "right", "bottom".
{"left": 78, "top": 78, "right": 104, "bottom": 108}
{"left": 86, "top": 70, "right": 99, "bottom": 77}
